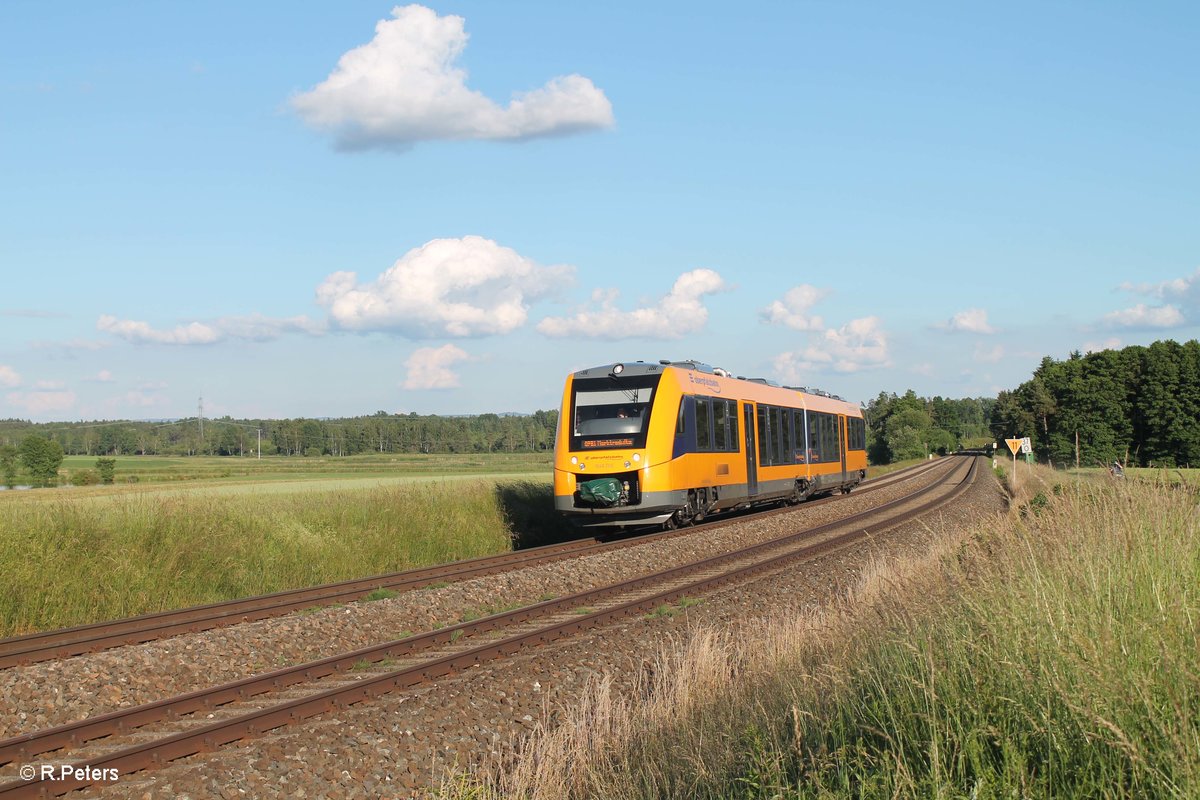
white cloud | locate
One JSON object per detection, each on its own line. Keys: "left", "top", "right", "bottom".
{"left": 537, "top": 269, "right": 728, "bottom": 340}
{"left": 939, "top": 308, "right": 996, "bottom": 334}
{"left": 759, "top": 285, "right": 828, "bottom": 331}
{"left": 98, "top": 315, "right": 221, "bottom": 345}
{"left": 0, "top": 365, "right": 20, "bottom": 388}
{"left": 292, "top": 4, "right": 614, "bottom": 151}
{"left": 1104, "top": 267, "right": 1199, "bottom": 329}
{"left": 6, "top": 389, "right": 76, "bottom": 416}
{"left": 1101, "top": 303, "right": 1185, "bottom": 329}
{"left": 772, "top": 316, "right": 891, "bottom": 381}
{"left": 97, "top": 313, "right": 324, "bottom": 345}
{"left": 90, "top": 370, "right": 115, "bottom": 383}
{"left": 403, "top": 344, "right": 470, "bottom": 389}
{"left": 319, "top": 236, "right": 570, "bottom": 338}
{"left": 1118, "top": 267, "right": 1200, "bottom": 302}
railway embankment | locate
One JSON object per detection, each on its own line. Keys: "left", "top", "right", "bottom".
{"left": 451, "top": 466, "right": 1198, "bottom": 800}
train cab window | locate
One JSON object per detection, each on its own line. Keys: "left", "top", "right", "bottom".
{"left": 570, "top": 374, "right": 660, "bottom": 450}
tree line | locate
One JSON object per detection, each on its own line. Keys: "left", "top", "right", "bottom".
{"left": 863, "top": 391, "right": 996, "bottom": 464}
{"left": 992, "top": 339, "right": 1200, "bottom": 468}
{"left": 3, "top": 339, "right": 1195, "bottom": 473}
{"left": 0, "top": 410, "right": 560, "bottom": 459}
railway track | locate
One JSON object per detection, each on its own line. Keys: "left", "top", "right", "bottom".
{"left": 0, "top": 459, "right": 947, "bottom": 669}
{"left": 0, "top": 456, "right": 976, "bottom": 798}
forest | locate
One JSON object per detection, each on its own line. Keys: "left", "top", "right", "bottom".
{"left": 991, "top": 339, "right": 1200, "bottom": 468}
{"left": 0, "top": 410, "right": 560, "bottom": 459}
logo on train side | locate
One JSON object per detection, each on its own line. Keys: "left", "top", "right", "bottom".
{"left": 687, "top": 373, "right": 722, "bottom": 393}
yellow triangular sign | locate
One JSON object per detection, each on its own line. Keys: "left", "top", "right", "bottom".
{"left": 1005, "top": 438, "right": 1023, "bottom": 455}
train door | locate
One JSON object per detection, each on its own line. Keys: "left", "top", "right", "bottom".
{"left": 838, "top": 415, "right": 847, "bottom": 483}
{"left": 743, "top": 402, "right": 758, "bottom": 496}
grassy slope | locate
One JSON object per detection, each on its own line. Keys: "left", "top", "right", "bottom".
{"left": 447, "top": 467, "right": 1199, "bottom": 800}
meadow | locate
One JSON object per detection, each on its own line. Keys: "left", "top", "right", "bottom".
{"left": 0, "top": 454, "right": 566, "bottom": 637}
{"left": 446, "top": 465, "right": 1200, "bottom": 799}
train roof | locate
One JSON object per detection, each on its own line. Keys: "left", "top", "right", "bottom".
{"left": 569, "top": 360, "right": 857, "bottom": 409}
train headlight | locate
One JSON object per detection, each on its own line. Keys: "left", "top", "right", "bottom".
{"left": 632, "top": 453, "right": 641, "bottom": 462}
{"left": 570, "top": 456, "right": 578, "bottom": 465}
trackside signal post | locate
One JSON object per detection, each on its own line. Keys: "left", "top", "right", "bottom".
{"left": 1005, "top": 437, "right": 1025, "bottom": 487}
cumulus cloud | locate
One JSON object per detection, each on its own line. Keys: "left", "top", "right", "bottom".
{"left": 403, "top": 344, "right": 470, "bottom": 389}
{"left": 98, "top": 315, "right": 221, "bottom": 345}
{"left": 319, "top": 236, "right": 570, "bottom": 338}
{"left": 292, "top": 4, "right": 614, "bottom": 151}
{"left": 537, "top": 269, "right": 728, "bottom": 340}
{"left": 771, "top": 316, "right": 891, "bottom": 381}
{"left": 97, "top": 314, "right": 324, "bottom": 345}
{"left": 0, "top": 365, "right": 20, "bottom": 388}
{"left": 1118, "top": 267, "right": 1200, "bottom": 302}
{"left": 6, "top": 389, "right": 76, "bottom": 416}
{"left": 759, "top": 285, "right": 828, "bottom": 331}
{"left": 1104, "top": 267, "right": 1199, "bottom": 330}
{"left": 939, "top": 308, "right": 996, "bottom": 334}
{"left": 1101, "top": 303, "right": 1185, "bottom": 329}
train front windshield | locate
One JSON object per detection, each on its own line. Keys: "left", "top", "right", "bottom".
{"left": 570, "top": 374, "right": 660, "bottom": 449}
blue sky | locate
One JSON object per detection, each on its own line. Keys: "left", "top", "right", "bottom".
{"left": 2, "top": 1, "right": 1198, "bottom": 422}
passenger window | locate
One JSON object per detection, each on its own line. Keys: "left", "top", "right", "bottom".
{"left": 697, "top": 399, "right": 712, "bottom": 451}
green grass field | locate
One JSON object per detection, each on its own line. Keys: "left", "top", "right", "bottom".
{"left": 0, "top": 454, "right": 569, "bottom": 637}
{"left": 52, "top": 452, "right": 553, "bottom": 485}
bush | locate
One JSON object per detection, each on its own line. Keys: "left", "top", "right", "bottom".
{"left": 72, "top": 470, "right": 100, "bottom": 486}
{"left": 95, "top": 457, "right": 116, "bottom": 485}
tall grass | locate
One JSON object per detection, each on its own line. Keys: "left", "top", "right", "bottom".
{"left": 0, "top": 480, "right": 531, "bottom": 637}
{"left": 446, "top": 470, "right": 1199, "bottom": 799}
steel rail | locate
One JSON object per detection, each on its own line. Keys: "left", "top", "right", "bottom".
{"left": 0, "top": 459, "right": 949, "bottom": 669}
{"left": 0, "top": 458, "right": 977, "bottom": 797}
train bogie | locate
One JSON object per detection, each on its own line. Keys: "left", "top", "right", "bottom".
{"left": 554, "top": 360, "right": 868, "bottom": 528}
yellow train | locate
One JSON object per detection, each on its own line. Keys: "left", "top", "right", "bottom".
{"left": 553, "top": 360, "right": 868, "bottom": 528}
